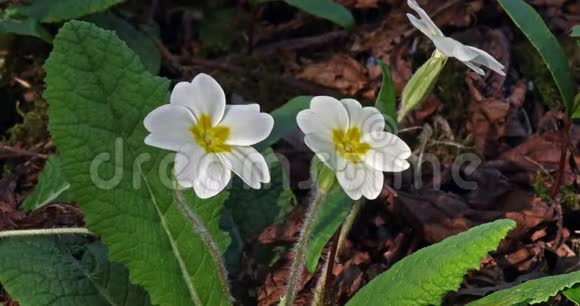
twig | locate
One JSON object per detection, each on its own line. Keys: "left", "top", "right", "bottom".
{"left": 0, "top": 144, "right": 48, "bottom": 160}
{"left": 153, "top": 39, "right": 341, "bottom": 96}
{"left": 550, "top": 119, "right": 571, "bottom": 248}
{"left": 398, "top": 126, "right": 423, "bottom": 134}
{"left": 550, "top": 119, "right": 571, "bottom": 199}
{"left": 430, "top": 140, "right": 470, "bottom": 149}
{"left": 0, "top": 228, "right": 94, "bottom": 238}
{"left": 253, "top": 31, "right": 347, "bottom": 56}
{"left": 522, "top": 155, "right": 554, "bottom": 182}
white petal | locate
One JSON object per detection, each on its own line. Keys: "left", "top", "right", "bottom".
{"left": 361, "top": 131, "right": 411, "bottom": 172}
{"left": 218, "top": 146, "right": 270, "bottom": 189}
{"left": 220, "top": 104, "right": 274, "bottom": 146}
{"left": 297, "top": 96, "right": 349, "bottom": 139}
{"left": 407, "top": 14, "right": 435, "bottom": 39}
{"left": 340, "top": 99, "right": 385, "bottom": 135}
{"left": 193, "top": 153, "right": 231, "bottom": 199}
{"left": 144, "top": 104, "right": 195, "bottom": 151}
{"left": 170, "top": 73, "right": 226, "bottom": 125}
{"left": 464, "top": 46, "right": 506, "bottom": 76}
{"left": 174, "top": 144, "right": 204, "bottom": 188}
{"left": 336, "top": 163, "right": 383, "bottom": 200}
{"left": 463, "top": 61, "right": 486, "bottom": 76}
{"left": 304, "top": 133, "right": 347, "bottom": 171}
{"left": 407, "top": 0, "right": 443, "bottom": 37}
{"left": 431, "top": 36, "right": 478, "bottom": 62}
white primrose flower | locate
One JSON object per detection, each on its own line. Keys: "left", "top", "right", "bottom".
{"left": 407, "top": 0, "right": 505, "bottom": 76}
{"left": 144, "top": 73, "right": 274, "bottom": 199}
{"left": 297, "top": 97, "right": 411, "bottom": 200}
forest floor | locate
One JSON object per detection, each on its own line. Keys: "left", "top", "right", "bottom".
{"left": 0, "top": 0, "right": 579, "bottom": 305}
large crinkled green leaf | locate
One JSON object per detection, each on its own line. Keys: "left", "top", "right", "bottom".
{"left": 45, "top": 21, "right": 231, "bottom": 306}
{"left": 20, "top": 155, "right": 71, "bottom": 211}
{"left": 305, "top": 187, "right": 350, "bottom": 273}
{"left": 498, "top": 0, "right": 575, "bottom": 118}
{"left": 84, "top": 13, "right": 161, "bottom": 74}
{"left": 0, "top": 236, "right": 151, "bottom": 306}
{"left": 14, "top": 0, "right": 124, "bottom": 23}
{"left": 347, "top": 219, "right": 516, "bottom": 306}
{"left": 469, "top": 271, "right": 580, "bottom": 306}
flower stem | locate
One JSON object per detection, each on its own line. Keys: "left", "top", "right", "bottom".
{"left": 336, "top": 199, "right": 364, "bottom": 256}
{"left": 281, "top": 190, "right": 327, "bottom": 306}
{"left": 0, "top": 228, "right": 93, "bottom": 238}
{"left": 174, "top": 191, "right": 233, "bottom": 303}
{"left": 311, "top": 199, "right": 364, "bottom": 305}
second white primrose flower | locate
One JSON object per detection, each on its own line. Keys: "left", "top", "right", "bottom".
{"left": 297, "top": 97, "right": 411, "bottom": 200}
{"left": 144, "top": 73, "right": 274, "bottom": 199}
{"left": 407, "top": 0, "right": 505, "bottom": 76}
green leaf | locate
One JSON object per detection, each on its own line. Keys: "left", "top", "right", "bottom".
{"left": 20, "top": 155, "right": 71, "bottom": 211}
{"left": 14, "top": 0, "right": 124, "bottom": 23}
{"left": 305, "top": 186, "right": 350, "bottom": 273}
{"left": 347, "top": 219, "right": 516, "bottom": 306}
{"left": 564, "top": 285, "right": 580, "bottom": 304}
{"left": 45, "top": 21, "right": 231, "bottom": 306}
{"left": 224, "top": 149, "right": 294, "bottom": 242}
{"left": 287, "top": 0, "right": 354, "bottom": 29}
{"left": 84, "top": 13, "right": 161, "bottom": 74}
{"left": 498, "top": 0, "right": 575, "bottom": 118}
{"left": 375, "top": 60, "right": 397, "bottom": 123}
{"left": 469, "top": 271, "right": 580, "bottom": 306}
{"left": 254, "top": 0, "right": 354, "bottom": 29}
{"left": 0, "top": 236, "right": 151, "bottom": 306}
{"left": 256, "top": 95, "right": 311, "bottom": 151}
{"left": 0, "top": 18, "right": 52, "bottom": 42}
{"left": 570, "top": 25, "right": 580, "bottom": 37}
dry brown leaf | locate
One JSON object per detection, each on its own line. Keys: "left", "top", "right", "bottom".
{"left": 297, "top": 54, "right": 368, "bottom": 96}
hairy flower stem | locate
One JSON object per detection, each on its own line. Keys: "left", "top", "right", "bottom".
{"left": 281, "top": 191, "right": 327, "bottom": 306}
{"left": 174, "top": 190, "right": 233, "bottom": 303}
{"left": 0, "top": 228, "right": 93, "bottom": 238}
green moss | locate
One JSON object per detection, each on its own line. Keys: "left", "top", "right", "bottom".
{"left": 533, "top": 172, "right": 579, "bottom": 212}
{"left": 515, "top": 41, "right": 562, "bottom": 110}
{"left": 434, "top": 60, "right": 471, "bottom": 134}
{"left": 7, "top": 99, "right": 49, "bottom": 145}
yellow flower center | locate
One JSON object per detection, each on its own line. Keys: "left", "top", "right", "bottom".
{"left": 332, "top": 127, "right": 371, "bottom": 163}
{"left": 190, "top": 114, "right": 231, "bottom": 153}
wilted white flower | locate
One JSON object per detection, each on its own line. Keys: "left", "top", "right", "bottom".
{"left": 144, "top": 73, "right": 274, "bottom": 199}
{"left": 407, "top": 0, "right": 505, "bottom": 76}
{"left": 297, "top": 97, "right": 411, "bottom": 200}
